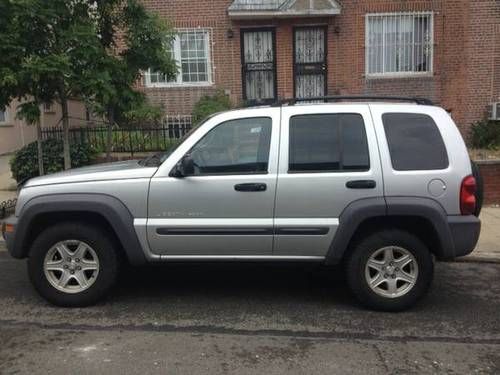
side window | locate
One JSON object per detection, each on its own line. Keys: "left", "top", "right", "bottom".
{"left": 289, "top": 114, "right": 370, "bottom": 172}
{"left": 189, "top": 117, "right": 272, "bottom": 175}
{"left": 382, "top": 113, "right": 449, "bottom": 171}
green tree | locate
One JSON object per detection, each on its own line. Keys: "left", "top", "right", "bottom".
{"left": 0, "top": 1, "right": 54, "bottom": 175}
{"left": 0, "top": 0, "right": 176, "bottom": 168}
{"left": 83, "top": 0, "right": 176, "bottom": 161}
{"left": 0, "top": 0, "right": 105, "bottom": 170}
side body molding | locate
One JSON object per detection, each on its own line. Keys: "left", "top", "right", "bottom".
{"left": 12, "top": 193, "right": 147, "bottom": 265}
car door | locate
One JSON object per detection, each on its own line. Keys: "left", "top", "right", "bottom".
{"left": 147, "top": 108, "right": 280, "bottom": 257}
{"left": 273, "top": 104, "right": 383, "bottom": 257}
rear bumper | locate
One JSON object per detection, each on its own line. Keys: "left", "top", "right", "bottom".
{"left": 447, "top": 215, "right": 481, "bottom": 258}
{"left": 1, "top": 216, "right": 19, "bottom": 258}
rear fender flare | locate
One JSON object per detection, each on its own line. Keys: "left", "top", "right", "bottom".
{"left": 325, "top": 197, "right": 456, "bottom": 265}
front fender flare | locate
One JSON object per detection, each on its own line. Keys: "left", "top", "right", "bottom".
{"left": 12, "top": 193, "right": 147, "bottom": 266}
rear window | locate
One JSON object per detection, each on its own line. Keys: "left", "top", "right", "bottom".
{"left": 289, "top": 113, "right": 370, "bottom": 172}
{"left": 382, "top": 113, "right": 449, "bottom": 171}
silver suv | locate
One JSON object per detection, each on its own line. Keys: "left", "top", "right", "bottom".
{"left": 2, "top": 97, "right": 482, "bottom": 311}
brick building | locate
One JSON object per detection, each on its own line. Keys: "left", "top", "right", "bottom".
{"left": 140, "top": 0, "right": 500, "bottom": 136}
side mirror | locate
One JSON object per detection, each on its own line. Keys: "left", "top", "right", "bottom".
{"left": 170, "top": 154, "right": 195, "bottom": 177}
{"left": 181, "top": 154, "right": 195, "bottom": 175}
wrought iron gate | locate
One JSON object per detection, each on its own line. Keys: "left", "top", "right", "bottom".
{"left": 241, "top": 28, "right": 277, "bottom": 105}
{"left": 294, "top": 26, "right": 327, "bottom": 99}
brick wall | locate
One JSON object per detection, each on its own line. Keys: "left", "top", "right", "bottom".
{"left": 478, "top": 161, "right": 500, "bottom": 205}
{"left": 139, "top": 0, "right": 500, "bottom": 137}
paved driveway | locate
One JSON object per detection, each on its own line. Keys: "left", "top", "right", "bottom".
{"left": 0, "top": 247, "right": 499, "bottom": 374}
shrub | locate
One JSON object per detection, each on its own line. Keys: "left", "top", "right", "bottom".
{"left": 10, "top": 138, "right": 96, "bottom": 183}
{"left": 192, "top": 90, "right": 232, "bottom": 125}
{"left": 118, "top": 102, "right": 165, "bottom": 127}
{"left": 469, "top": 120, "right": 500, "bottom": 150}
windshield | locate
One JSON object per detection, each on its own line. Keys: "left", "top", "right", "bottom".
{"left": 138, "top": 116, "right": 214, "bottom": 167}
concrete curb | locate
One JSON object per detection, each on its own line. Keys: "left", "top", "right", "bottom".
{"left": 454, "top": 255, "right": 500, "bottom": 264}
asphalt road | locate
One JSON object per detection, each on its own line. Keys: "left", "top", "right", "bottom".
{"left": 0, "top": 248, "right": 499, "bottom": 374}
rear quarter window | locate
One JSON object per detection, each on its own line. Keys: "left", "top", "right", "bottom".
{"left": 382, "top": 113, "right": 449, "bottom": 171}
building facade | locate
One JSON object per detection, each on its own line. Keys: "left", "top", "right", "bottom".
{"left": 0, "top": 100, "right": 90, "bottom": 155}
{"left": 140, "top": 0, "right": 500, "bottom": 135}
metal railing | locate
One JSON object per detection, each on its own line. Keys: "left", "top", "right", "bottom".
{"left": 0, "top": 198, "right": 17, "bottom": 220}
{"left": 41, "top": 115, "right": 193, "bottom": 154}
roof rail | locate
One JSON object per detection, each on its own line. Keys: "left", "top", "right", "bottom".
{"left": 272, "top": 95, "right": 434, "bottom": 106}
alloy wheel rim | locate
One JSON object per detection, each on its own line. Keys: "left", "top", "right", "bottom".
{"left": 364, "top": 246, "right": 418, "bottom": 299}
{"left": 43, "top": 240, "right": 100, "bottom": 294}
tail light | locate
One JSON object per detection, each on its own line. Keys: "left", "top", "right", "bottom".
{"left": 460, "top": 175, "right": 477, "bottom": 215}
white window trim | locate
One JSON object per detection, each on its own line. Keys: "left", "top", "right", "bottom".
{"left": 365, "top": 12, "right": 434, "bottom": 79}
{"left": 144, "top": 28, "right": 214, "bottom": 88}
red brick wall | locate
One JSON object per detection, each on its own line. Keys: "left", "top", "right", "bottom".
{"left": 140, "top": 0, "right": 242, "bottom": 113}
{"left": 478, "top": 161, "right": 500, "bottom": 205}
{"left": 463, "top": 1, "right": 500, "bottom": 132}
{"left": 139, "top": 0, "right": 500, "bottom": 137}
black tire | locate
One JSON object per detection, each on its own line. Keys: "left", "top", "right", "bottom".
{"left": 471, "top": 160, "right": 484, "bottom": 217}
{"left": 345, "top": 229, "right": 434, "bottom": 312}
{"left": 28, "top": 222, "right": 120, "bottom": 307}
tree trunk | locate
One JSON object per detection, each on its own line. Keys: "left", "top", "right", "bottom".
{"left": 106, "top": 106, "right": 114, "bottom": 162}
{"left": 61, "top": 96, "right": 71, "bottom": 170}
{"left": 36, "top": 120, "right": 44, "bottom": 176}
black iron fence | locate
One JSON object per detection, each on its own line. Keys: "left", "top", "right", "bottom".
{"left": 41, "top": 115, "right": 193, "bottom": 154}
{"left": 0, "top": 198, "right": 17, "bottom": 220}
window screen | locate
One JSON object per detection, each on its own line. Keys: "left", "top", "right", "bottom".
{"left": 382, "top": 113, "right": 448, "bottom": 171}
{"left": 190, "top": 117, "right": 272, "bottom": 175}
{"left": 289, "top": 114, "right": 370, "bottom": 172}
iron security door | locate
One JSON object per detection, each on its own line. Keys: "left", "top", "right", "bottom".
{"left": 241, "top": 29, "right": 277, "bottom": 105}
{"left": 294, "top": 27, "right": 327, "bottom": 99}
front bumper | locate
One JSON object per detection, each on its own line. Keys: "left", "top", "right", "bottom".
{"left": 1, "top": 215, "right": 18, "bottom": 258}
{"left": 448, "top": 215, "right": 481, "bottom": 258}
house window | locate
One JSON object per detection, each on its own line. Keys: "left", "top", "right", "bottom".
{"left": 0, "top": 109, "right": 7, "bottom": 124}
{"left": 145, "top": 29, "right": 212, "bottom": 87}
{"left": 43, "top": 102, "right": 55, "bottom": 113}
{"left": 366, "top": 12, "right": 433, "bottom": 77}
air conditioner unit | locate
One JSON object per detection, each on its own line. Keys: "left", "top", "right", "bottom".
{"left": 490, "top": 102, "right": 500, "bottom": 120}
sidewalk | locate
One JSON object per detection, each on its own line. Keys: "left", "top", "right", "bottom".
{"left": 467, "top": 207, "right": 500, "bottom": 262}
{"left": 0, "top": 153, "right": 16, "bottom": 191}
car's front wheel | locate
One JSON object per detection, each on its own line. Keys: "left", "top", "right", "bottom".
{"left": 345, "top": 229, "right": 434, "bottom": 311}
{"left": 28, "top": 222, "right": 120, "bottom": 307}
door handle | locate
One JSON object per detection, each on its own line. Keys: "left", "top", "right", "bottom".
{"left": 346, "top": 180, "right": 376, "bottom": 189}
{"left": 234, "top": 183, "right": 267, "bottom": 192}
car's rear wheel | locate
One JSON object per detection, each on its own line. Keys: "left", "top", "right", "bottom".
{"left": 345, "top": 229, "right": 434, "bottom": 311}
{"left": 28, "top": 223, "right": 120, "bottom": 307}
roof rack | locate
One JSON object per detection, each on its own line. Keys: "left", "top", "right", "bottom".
{"left": 272, "top": 95, "right": 434, "bottom": 107}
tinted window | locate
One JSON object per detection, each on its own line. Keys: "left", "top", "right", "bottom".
{"left": 190, "top": 117, "right": 272, "bottom": 175}
{"left": 289, "top": 114, "right": 370, "bottom": 172}
{"left": 382, "top": 113, "right": 449, "bottom": 171}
